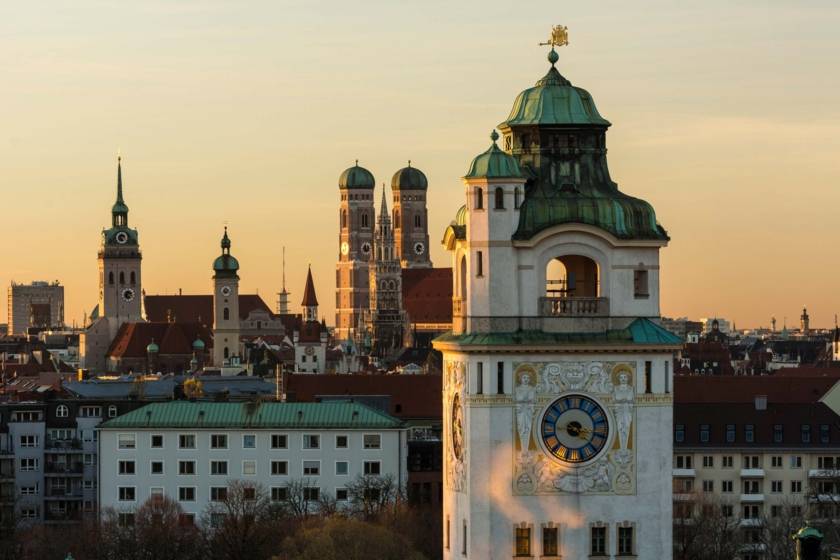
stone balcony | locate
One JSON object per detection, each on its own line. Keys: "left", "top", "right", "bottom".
{"left": 740, "top": 468, "right": 765, "bottom": 478}
{"left": 539, "top": 296, "right": 610, "bottom": 317}
{"left": 740, "top": 493, "right": 765, "bottom": 503}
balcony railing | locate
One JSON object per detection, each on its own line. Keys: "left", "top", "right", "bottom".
{"left": 540, "top": 296, "right": 609, "bottom": 317}
{"left": 45, "top": 488, "right": 84, "bottom": 499}
{"left": 45, "top": 438, "right": 82, "bottom": 451}
{"left": 44, "top": 462, "right": 84, "bottom": 475}
{"left": 740, "top": 468, "right": 765, "bottom": 478}
{"left": 44, "top": 509, "right": 82, "bottom": 523}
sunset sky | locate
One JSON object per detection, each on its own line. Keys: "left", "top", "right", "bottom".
{"left": 2, "top": 1, "right": 840, "bottom": 329}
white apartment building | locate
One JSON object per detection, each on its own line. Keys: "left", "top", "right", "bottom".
{"left": 97, "top": 401, "right": 407, "bottom": 525}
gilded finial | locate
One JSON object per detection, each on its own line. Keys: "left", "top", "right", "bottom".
{"left": 540, "top": 25, "right": 569, "bottom": 48}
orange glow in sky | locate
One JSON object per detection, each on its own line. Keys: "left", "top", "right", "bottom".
{"left": 2, "top": 2, "right": 840, "bottom": 328}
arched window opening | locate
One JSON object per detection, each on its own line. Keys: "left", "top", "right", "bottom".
{"left": 494, "top": 187, "right": 504, "bottom": 209}
{"left": 545, "top": 255, "right": 599, "bottom": 298}
{"left": 394, "top": 211, "right": 400, "bottom": 229}
{"left": 414, "top": 214, "right": 421, "bottom": 229}
{"left": 223, "top": 307, "right": 230, "bottom": 321}
{"left": 119, "top": 271, "right": 125, "bottom": 285}
{"left": 224, "top": 347, "right": 229, "bottom": 359}
{"left": 109, "top": 272, "right": 114, "bottom": 285}
{"left": 514, "top": 187, "right": 521, "bottom": 209}
{"left": 459, "top": 255, "right": 467, "bottom": 299}
{"left": 474, "top": 187, "right": 484, "bottom": 210}
{"left": 130, "top": 271, "right": 136, "bottom": 285}
{"left": 361, "top": 212, "right": 369, "bottom": 228}
{"left": 341, "top": 210, "right": 347, "bottom": 229}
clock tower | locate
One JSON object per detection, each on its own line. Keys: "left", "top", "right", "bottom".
{"left": 212, "top": 227, "right": 240, "bottom": 367}
{"left": 335, "top": 162, "right": 375, "bottom": 340}
{"left": 391, "top": 163, "right": 431, "bottom": 268}
{"left": 99, "top": 157, "right": 143, "bottom": 322}
{"left": 434, "top": 35, "right": 681, "bottom": 559}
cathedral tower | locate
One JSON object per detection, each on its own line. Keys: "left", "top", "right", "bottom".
{"left": 99, "top": 157, "right": 143, "bottom": 322}
{"left": 212, "top": 227, "right": 240, "bottom": 366}
{"left": 335, "top": 162, "right": 376, "bottom": 340}
{"left": 391, "top": 163, "right": 431, "bottom": 268}
{"left": 368, "top": 187, "right": 405, "bottom": 357}
{"left": 435, "top": 34, "right": 680, "bottom": 560}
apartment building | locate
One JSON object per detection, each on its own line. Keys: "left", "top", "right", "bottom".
{"left": 97, "top": 401, "right": 407, "bottom": 525}
{"left": 673, "top": 373, "right": 840, "bottom": 556}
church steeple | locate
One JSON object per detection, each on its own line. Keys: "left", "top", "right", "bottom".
{"left": 301, "top": 265, "right": 319, "bottom": 322}
{"left": 112, "top": 156, "right": 129, "bottom": 228}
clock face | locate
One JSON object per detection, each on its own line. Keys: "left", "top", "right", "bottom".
{"left": 220, "top": 286, "right": 232, "bottom": 297}
{"left": 305, "top": 346, "right": 314, "bottom": 355}
{"left": 340, "top": 241, "right": 349, "bottom": 256}
{"left": 121, "top": 288, "right": 135, "bottom": 302}
{"left": 361, "top": 242, "right": 371, "bottom": 255}
{"left": 413, "top": 242, "right": 425, "bottom": 255}
{"left": 115, "top": 231, "right": 129, "bottom": 244}
{"left": 540, "top": 394, "right": 609, "bottom": 464}
{"left": 451, "top": 394, "right": 464, "bottom": 461}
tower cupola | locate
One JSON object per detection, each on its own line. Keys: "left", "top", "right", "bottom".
{"left": 213, "top": 227, "right": 240, "bottom": 278}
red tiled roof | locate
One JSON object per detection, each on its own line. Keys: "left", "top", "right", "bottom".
{"left": 106, "top": 322, "right": 213, "bottom": 358}
{"left": 285, "top": 373, "right": 441, "bottom": 420}
{"left": 401, "top": 267, "right": 452, "bottom": 325}
{"left": 144, "top": 294, "right": 272, "bottom": 324}
{"left": 674, "top": 375, "right": 837, "bottom": 405}
{"left": 301, "top": 267, "right": 318, "bottom": 307}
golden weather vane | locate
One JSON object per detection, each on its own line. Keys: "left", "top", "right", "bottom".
{"left": 540, "top": 25, "right": 569, "bottom": 48}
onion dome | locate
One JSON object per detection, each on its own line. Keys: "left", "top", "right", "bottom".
{"left": 455, "top": 204, "right": 467, "bottom": 226}
{"left": 499, "top": 50, "right": 610, "bottom": 129}
{"left": 464, "top": 131, "right": 524, "bottom": 179}
{"left": 339, "top": 161, "right": 375, "bottom": 190}
{"left": 192, "top": 337, "right": 205, "bottom": 351}
{"left": 391, "top": 162, "right": 427, "bottom": 191}
{"left": 213, "top": 227, "right": 240, "bottom": 276}
{"left": 146, "top": 339, "right": 159, "bottom": 354}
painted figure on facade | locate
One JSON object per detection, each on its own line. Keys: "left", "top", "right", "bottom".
{"left": 613, "top": 370, "right": 634, "bottom": 453}
{"left": 515, "top": 371, "right": 537, "bottom": 457}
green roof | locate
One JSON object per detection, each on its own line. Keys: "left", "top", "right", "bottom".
{"left": 339, "top": 164, "right": 375, "bottom": 190}
{"left": 465, "top": 131, "right": 524, "bottom": 180}
{"left": 100, "top": 401, "right": 404, "bottom": 430}
{"left": 434, "top": 318, "right": 682, "bottom": 347}
{"left": 391, "top": 165, "right": 428, "bottom": 191}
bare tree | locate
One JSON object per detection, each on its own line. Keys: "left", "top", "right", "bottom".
{"left": 806, "top": 464, "right": 840, "bottom": 554}
{"left": 345, "top": 474, "right": 402, "bottom": 521}
{"left": 673, "top": 493, "right": 741, "bottom": 560}
{"left": 201, "top": 480, "right": 275, "bottom": 560}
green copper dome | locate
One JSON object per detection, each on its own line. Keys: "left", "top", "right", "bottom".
{"left": 192, "top": 337, "right": 205, "bottom": 350}
{"left": 146, "top": 340, "right": 159, "bottom": 354}
{"left": 465, "top": 131, "right": 524, "bottom": 179}
{"left": 499, "top": 65, "right": 610, "bottom": 128}
{"left": 391, "top": 163, "right": 427, "bottom": 191}
{"left": 213, "top": 227, "right": 240, "bottom": 276}
{"left": 339, "top": 163, "right": 375, "bottom": 189}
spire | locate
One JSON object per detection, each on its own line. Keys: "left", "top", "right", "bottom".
{"left": 301, "top": 265, "right": 319, "bottom": 307}
{"left": 221, "top": 226, "right": 231, "bottom": 254}
{"left": 111, "top": 155, "right": 129, "bottom": 226}
{"left": 380, "top": 183, "right": 388, "bottom": 216}
{"left": 116, "top": 156, "right": 124, "bottom": 205}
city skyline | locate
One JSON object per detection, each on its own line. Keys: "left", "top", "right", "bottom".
{"left": 3, "top": 1, "right": 840, "bottom": 329}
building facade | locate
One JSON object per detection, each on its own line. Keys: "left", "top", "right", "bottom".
{"left": 97, "top": 401, "right": 407, "bottom": 524}
{"left": 7, "top": 281, "right": 64, "bottom": 335}
{"left": 434, "top": 42, "right": 680, "bottom": 559}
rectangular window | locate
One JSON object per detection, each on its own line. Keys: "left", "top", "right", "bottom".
{"left": 722, "top": 505, "right": 734, "bottom": 517}
{"left": 303, "top": 460, "right": 320, "bottom": 476}
{"left": 675, "top": 455, "right": 693, "bottom": 469}
{"left": 700, "top": 425, "right": 710, "bottom": 443}
{"left": 722, "top": 456, "right": 733, "bottom": 468}
{"left": 773, "top": 424, "right": 784, "bottom": 443}
{"left": 20, "top": 485, "right": 39, "bottom": 496}
{"left": 664, "top": 361, "right": 670, "bottom": 393}
{"left": 702, "top": 456, "right": 714, "bottom": 468}
{"left": 476, "top": 251, "right": 483, "bottom": 277}
{"left": 791, "top": 480, "right": 802, "bottom": 493}
{"left": 151, "top": 461, "right": 164, "bottom": 475}
{"left": 542, "top": 526, "right": 558, "bottom": 556}
{"left": 150, "top": 434, "right": 164, "bottom": 448}
{"left": 178, "top": 434, "right": 196, "bottom": 449}
{"left": 702, "top": 480, "right": 714, "bottom": 492}
{"left": 591, "top": 526, "right": 606, "bottom": 556}
{"left": 210, "top": 487, "right": 228, "bottom": 502}
{"left": 364, "top": 461, "right": 381, "bottom": 475}
{"left": 118, "top": 433, "right": 136, "bottom": 450}
{"left": 178, "top": 460, "right": 196, "bottom": 475}
{"left": 722, "top": 480, "right": 733, "bottom": 493}
{"left": 617, "top": 526, "right": 633, "bottom": 556}
{"left": 633, "top": 269, "right": 649, "bottom": 298}
{"left": 364, "top": 434, "right": 381, "bottom": 449}
{"left": 515, "top": 527, "right": 531, "bottom": 557}
{"left": 476, "top": 362, "right": 483, "bottom": 394}
{"left": 791, "top": 455, "right": 802, "bottom": 468}
{"left": 801, "top": 424, "right": 811, "bottom": 443}
{"left": 725, "top": 424, "right": 736, "bottom": 443}
{"left": 336, "top": 488, "right": 348, "bottom": 501}
{"left": 242, "top": 434, "right": 256, "bottom": 449}
{"left": 118, "top": 487, "right": 135, "bottom": 501}
{"left": 497, "top": 362, "right": 504, "bottom": 394}
{"left": 80, "top": 406, "right": 101, "bottom": 418}
{"left": 243, "top": 460, "right": 256, "bottom": 476}
{"left": 118, "top": 513, "right": 135, "bottom": 527}
{"left": 743, "top": 455, "right": 760, "bottom": 469}
{"left": 271, "top": 434, "right": 288, "bottom": 449}
{"left": 271, "top": 487, "right": 288, "bottom": 502}
{"left": 178, "top": 487, "right": 195, "bottom": 502}
{"left": 271, "top": 461, "right": 288, "bottom": 475}
{"left": 210, "top": 460, "right": 228, "bottom": 476}
{"left": 303, "top": 487, "right": 319, "bottom": 501}
{"left": 84, "top": 453, "right": 96, "bottom": 466}
{"left": 118, "top": 460, "right": 135, "bottom": 475}
{"left": 743, "top": 480, "right": 760, "bottom": 494}
{"left": 19, "top": 458, "right": 39, "bottom": 472}
{"left": 446, "top": 516, "right": 450, "bottom": 551}
{"left": 335, "top": 435, "right": 348, "bottom": 449}
{"left": 336, "top": 461, "right": 349, "bottom": 476}
{"left": 303, "top": 434, "right": 320, "bottom": 449}
{"left": 19, "top": 435, "right": 39, "bottom": 448}
{"left": 745, "top": 424, "right": 755, "bottom": 443}
{"left": 771, "top": 480, "right": 782, "bottom": 493}
{"left": 771, "top": 505, "right": 782, "bottom": 518}
{"left": 819, "top": 424, "right": 830, "bottom": 443}
{"left": 675, "top": 424, "right": 685, "bottom": 443}
{"left": 644, "top": 361, "right": 652, "bottom": 393}
{"left": 210, "top": 434, "right": 228, "bottom": 449}
{"left": 462, "top": 520, "right": 467, "bottom": 555}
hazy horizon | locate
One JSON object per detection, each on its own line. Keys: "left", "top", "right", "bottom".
{"left": 3, "top": 1, "right": 840, "bottom": 329}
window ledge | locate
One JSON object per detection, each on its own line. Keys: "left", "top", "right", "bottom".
{"left": 633, "top": 294, "right": 650, "bottom": 300}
